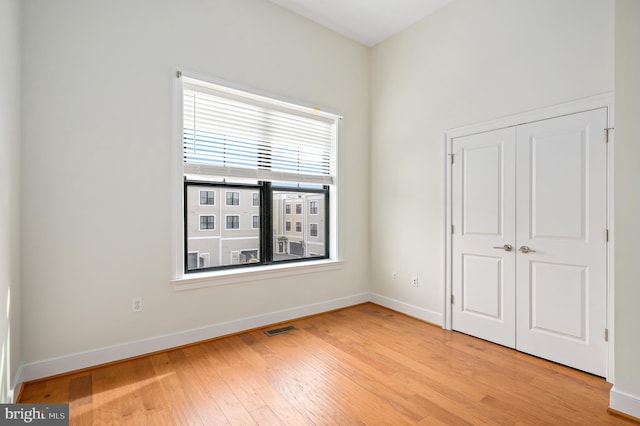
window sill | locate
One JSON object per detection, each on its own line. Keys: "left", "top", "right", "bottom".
{"left": 171, "top": 259, "right": 343, "bottom": 291}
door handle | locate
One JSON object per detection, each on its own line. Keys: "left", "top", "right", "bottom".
{"left": 519, "top": 245, "right": 536, "bottom": 254}
{"left": 493, "top": 244, "right": 513, "bottom": 252}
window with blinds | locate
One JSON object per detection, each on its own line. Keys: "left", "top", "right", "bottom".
{"left": 182, "top": 77, "right": 338, "bottom": 185}
{"left": 179, "top": 75, "right": 338, "bottom": 273}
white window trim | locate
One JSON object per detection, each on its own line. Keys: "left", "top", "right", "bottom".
{"left": 252, "top": 191, "right": 259, "bottom": 207}
{"left": 225, "top": 214, "right": 240, "bottom": 230}
{"left": 309, "top": 200, "right": 319, "bottom": 215}
{"left": 225, "top": 191, "right": 240, "bottom": 206}
{"left": 198, "top": 214, "right": 215, "bottom": 231}
{"left": 172, "top": 259, "right": 344, "bottom": 291}
{"left": 171, "top": 69, "right": 344, "bottom": 289}
{"left": 251, "top": 214, "right": 260, "bottom": 229}
{"left": 199, "top": 189, "right": 215, "bottom": 206}
{"left": 309, "top": 223, "right": 319, "bottom": 238}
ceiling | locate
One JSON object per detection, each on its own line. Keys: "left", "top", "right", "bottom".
{"left": 271, "top": 0, "right": 454, "bottom": 47}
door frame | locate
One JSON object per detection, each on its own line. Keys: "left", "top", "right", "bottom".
{"left": 444, "top": 93, "right": 615, "bottom": 381}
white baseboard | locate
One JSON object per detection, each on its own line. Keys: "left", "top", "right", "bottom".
{"left": 369, "top": 293, "right": 443, "bottom": 326}
{"left": 20, "top": 293, "right": 370, "bottom": 382}
{"left": 610, "top": 386, "right": 640, "bottom": 420}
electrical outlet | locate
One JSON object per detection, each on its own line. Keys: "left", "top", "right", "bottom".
{"left": 410, "top": 276, "right": 418, "bottom": 288}
{"left": 132, "top": 297, "right": 143, "bottom": 313}
{"left": 392, "top": 271, "right": 397, "bottom": 281}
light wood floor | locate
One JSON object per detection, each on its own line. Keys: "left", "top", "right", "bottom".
{"left": 19, "top": 303, "right": 635, "bottom": 425}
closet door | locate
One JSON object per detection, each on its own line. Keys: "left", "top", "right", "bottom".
{"left": 515, "top": 108, "right": 608, "bottom": 376}
{"left": 451, "top": 127, "right": 516, "bottom": 348}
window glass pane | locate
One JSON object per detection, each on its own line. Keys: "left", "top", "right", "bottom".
{"left": 199, "top": 215, "right": 215, "bottom": 230}
{"left": 200, "top": 190, "right": 215, "bottom": 205}
{"left": 272, "top": 190, "right": 326, "bottom": 261}
{"left": 226, "top": 215, "right": 240, "bottom": 229}
{"left": 226, "top": 191, "right": 240, "bottom": 206}
{"left": 186, "top": 184, "right": 260, "bottom": 269}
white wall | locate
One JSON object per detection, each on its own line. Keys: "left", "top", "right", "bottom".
{"left": 612, "top": 0, "right": 640, "bottom": 418}
{"left": 370, "top": 0, "right": 614, "bottom": 321}
{"left": 21, "top": 0, "right": 370, "bottom": 367}
{"left": 0, "top": 0, "right": 22, "bottom": 402}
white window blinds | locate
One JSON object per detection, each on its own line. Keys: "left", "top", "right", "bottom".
{"left": 182, "top": 78, "right": 339, "bottom": 185}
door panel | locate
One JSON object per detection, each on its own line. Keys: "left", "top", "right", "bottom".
{"left": 529, "top": 261, "right": 586, "bottom": 340}
{"left": 452, "top": 127, "right": 516, "bottom": 348}
{"left": 529, "top": 130, "right": 586, "bottom": 240}
{"left": 515, "top": 108, "right": 607, "bottom": 376}
{"left": 462, "top": 255, "right": 503, "bottom": 320}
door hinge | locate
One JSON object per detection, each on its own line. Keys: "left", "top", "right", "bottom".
{"left": 451, "top": 225, "right": 455, "bottom": 234}
{"left": 451, "top": 295, "right": 454, "bottom": 304}
{"left": 605, "top": 127, "right": 614, "bottom": 143}
{"left": 606, "top": 229, "right": 609, "bottom": 242}
{"left": 605, "top": 328, "right": 609, "bottom": 342}
{"left": 449, "top": 153, "right": 454, "bottom": 164}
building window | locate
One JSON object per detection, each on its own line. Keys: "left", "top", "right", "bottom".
{"left": 180, "top": 75, "right": 339, "bottom": 273}
{"left": 199, "top": 215, "right": 215, "bottom": 230}
{"left": 309, "top": 200, "right": 318, "bottom": 215}
{"left": 226, "top": 215, "right": 240, "bottom": 230}
{"left": 187, "top": 252, "right": 199, "bottom": 270}
{"left": 200, "top": 190, "right": 215, "bottom": 205}
{"left": 310, "top": 223, "right": 318, "bottom": 237}
{"left": 226, "top": 191, "right": 240, "bottom": 206}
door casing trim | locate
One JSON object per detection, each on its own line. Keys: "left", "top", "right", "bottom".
{"left": 443, "top": 92, "right": 615, "bottom": 382}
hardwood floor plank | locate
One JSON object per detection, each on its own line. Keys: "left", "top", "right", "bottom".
{"left": 18, "top": 303, "right": 636, "bottom": 425}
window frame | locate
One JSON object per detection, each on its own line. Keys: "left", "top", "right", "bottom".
{"left": 198, "top": 214, "right": 215, "bottom": 231}
{"left": 173, "top": 71, "right": 342, "bottom": 287}
{"left": 199, "top": 190, "right": 215, "bottom": 206}
{"left": 309, "top": 223, "right": 319, "bottom": 237}
{"left": 225, "top": 214, "right": 240, "bottom": 230}
{"left": 309, "top": 200, "right": 319, "bottom": 215}
{"left": 184, "top": 180, "right": 330, "bottom": 274}
{"left": 225, "top": 191, "right": 240, "bottom": 206}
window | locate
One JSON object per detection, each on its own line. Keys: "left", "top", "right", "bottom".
{"left": 226, "top": 191, "right": 240, "bottom": 206}
{"left": 199, "top": 215, "right": 215, "bottom": 230}
{"left": 180, "top": 74, "right": 339, "bottom": 273}
{"left": 309, "top": 200, "right": 318, "bottom": 215}
{"left": 310, "top": 223, "right": 318, "bottom": 237}
{"left": 187, "top": 252, "right": 199, "bottom": 270}
{"left": 200, "top": 190, "right": 215, "bottom": 205}
{"left": 226, "top": 215, "right": 240, "bottom": 230}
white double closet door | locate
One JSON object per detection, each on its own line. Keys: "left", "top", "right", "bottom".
{"left": 451, "top": 108, "right": 608, "bottom": 377}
